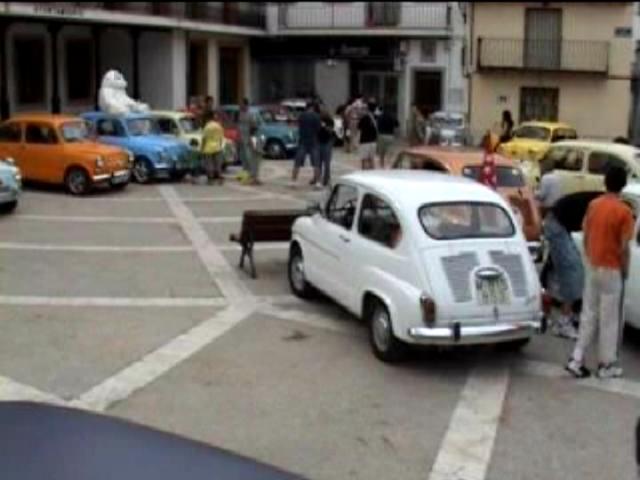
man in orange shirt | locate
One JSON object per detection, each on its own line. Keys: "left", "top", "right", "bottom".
{"left": 566, "top": 166, "right": 635, "bottom": 378}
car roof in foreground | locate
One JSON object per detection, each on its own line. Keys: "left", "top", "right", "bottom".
{"left": 342, "top": 170, "right": 504, "bottom": 209}
{"left": 519, "top": 120, "right": 573, "bottom": 129}
{"left": 553, "top": 139, "right": 640, "bottom": 156}
{"left": 400, "top": 146, "right": 515, "bottom": 167}
{"left": 82, "top": 111, "right": 154, "bottom": 120}
{"left": 1, "top": 402, "right": 304, "bottom": 480}
{"left": 9, "top": 113, "right": 80, "bottom": 124}
{"left": 151, "top": 110, "right": 193, "bottom": 118}
{"left": 624, "top": 182, "right": 640, "bottom": 197}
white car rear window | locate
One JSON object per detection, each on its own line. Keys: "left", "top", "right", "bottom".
{"left": 419, "top": 202, "right": 515, "bottom": 240}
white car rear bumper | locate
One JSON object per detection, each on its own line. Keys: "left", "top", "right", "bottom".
{"left": 407, "top": 318, "right": 542, "bottom": 346}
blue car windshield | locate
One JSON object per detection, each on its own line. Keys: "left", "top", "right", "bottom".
{"left": 127, "top": 118, "right": 159, "bottom": 136}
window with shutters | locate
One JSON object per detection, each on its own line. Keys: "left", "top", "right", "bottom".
{"left": 524, "top": 8, "right": 562, "bottom": 70}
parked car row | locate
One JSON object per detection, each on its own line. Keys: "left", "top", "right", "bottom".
{"left": 0, "top": 107, "right": 253, "bottom": 202}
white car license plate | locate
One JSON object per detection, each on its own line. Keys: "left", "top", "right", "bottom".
{"left": 477, "top": 278, "right": 509, "bottom": 305}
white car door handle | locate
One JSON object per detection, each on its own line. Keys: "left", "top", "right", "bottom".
{"left": 339, "top": 234, "right": 350, "bottom": 243}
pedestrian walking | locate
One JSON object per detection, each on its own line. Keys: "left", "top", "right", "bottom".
{"left": 345, "top": 95, "right": 365, "bottom": 153}
{"left": 237, "top": 98, "right": 261, "bottom": 185}
{"left": 376, "top": 105, "right": 398, "bottom": 169}
{"left": 317, "top": 104, "right": 335, "bottom": 187}
{"left": 200, "top": 111, "right": 225, "bottom": 185}
{"left": 198, "top": 95, "right": 215, "bottom": 129}
{"left": 479, "top": 130, "right": 499, "bottom": 189}
{"left": 499, "top": 109, "right": 514, "bottom": 143}
{"left": 407, "top": 103, "right": 426, "bottom": 146}
{"left": 537, "top": 154, "right": 584, "bottom": 339}
{"left": 358, "top": 101, "right": 379, "bottom": 170}
{"left": 291, "top": 101, "right": 321, "bottom": 188}
{"left": 565, "top": 166, "right": 634, "bottom": 379}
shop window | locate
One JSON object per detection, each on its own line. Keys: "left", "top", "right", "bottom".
{"left": 14, "top": 36, "right": 46, "bottom": 105}
{"left": 66, "top": 38, "right": 94, "bottom": 102}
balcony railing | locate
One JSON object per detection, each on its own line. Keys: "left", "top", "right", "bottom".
{"left": 45, "top": 2, "right": 267, "bottom": 30}
{"left": 278, "top": 2, "right": 450, "bottom": 31}
{"left": 478, "top": 37, "right": 609, "bottom": 74}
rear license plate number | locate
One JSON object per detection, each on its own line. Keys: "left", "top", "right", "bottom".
{"left": 477, "top": 278, "right": 509, "bottom": 305}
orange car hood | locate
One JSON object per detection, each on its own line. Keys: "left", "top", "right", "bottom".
{"left": 63, "top": 142, "right": 125, "bottom": 156}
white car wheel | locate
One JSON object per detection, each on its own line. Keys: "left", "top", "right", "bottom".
{"left": 368, "top": 299, "right": 407, "bottom": 363}
{"left": 288, "top": 245, "right": 314, "bottom": 299}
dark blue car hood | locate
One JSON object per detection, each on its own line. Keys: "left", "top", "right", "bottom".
{"left": 0, "top": 402, "right": 305, "bottom": 480}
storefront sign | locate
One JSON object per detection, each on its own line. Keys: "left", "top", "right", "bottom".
{"left": 32, "top": 3, "right": 84, "bottom": 17}
{"left": 615, "top": 27, "right": 632, "bottom": 38}
{"left": 339, "top": 45, "right": 370, "bottom": 57}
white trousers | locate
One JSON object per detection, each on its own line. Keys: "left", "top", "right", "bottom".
{"left": 572, "top": 265, "right": 623, "bottom": 365}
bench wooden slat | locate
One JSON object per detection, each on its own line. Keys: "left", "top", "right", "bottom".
{"left": 230, "top": 208, "right": 310, "bottom": 278}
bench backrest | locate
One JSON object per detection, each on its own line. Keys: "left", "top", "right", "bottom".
{"left": 239, "top": 209, "right": 308, "bottom": 243}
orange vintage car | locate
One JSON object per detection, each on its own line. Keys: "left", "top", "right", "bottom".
{"left": 393, "top": 146, "right": 542, "bottom": 257}
{"left": 0, "top": 114, "right": 132, "bottom": 195}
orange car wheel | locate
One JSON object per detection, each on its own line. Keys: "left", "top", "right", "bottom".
{"left": 65, "top": 168, "right": 91, "bottom": 196}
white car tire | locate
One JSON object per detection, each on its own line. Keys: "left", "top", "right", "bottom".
{"left": 288, "top": 244, "right": 315, "bottom": 299}
{"left": 367, "top": 298, "right": 407, "bottom": 363}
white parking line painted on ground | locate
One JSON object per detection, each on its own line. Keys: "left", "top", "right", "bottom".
{"left": 428, "top": 362, "right": 511, "bottom": 480}
{"left": 181, "top": 195, "right": 276, "bottom": 202}
{"left": 256, "top": 294, "right": 306, "bottom": 306}
{"left": 159, "top": 185, "right": 251, "bottom": 301}
{"left": 0, "top": 296, "right": 227, "bottom": 307}
{"left": 197, "top": 216, "right": 242, "bottom": 224}
{"left": 71, "top": 304, "right": 256, "bottom": 412}
{"left": 225, "top": 181, "right": 309, "bottom": 205}
{"left": 516, "top": 359, "right": 640, "bottom": 400}
{"left": 262, "top": 305, "right": 357, "bottom": 335}
{"left": 23, "top": 194, "right": 164, "bottom": 202}
{"left": 0, "top": 375, "right": 66, "bottom": 405}
{"left": 0, "top": 242, "right": 193, "bottom": 253}
{"left": 218, "top": 243, "right": 288, "bottom": 252}
{"left": 13, "top": 214, "right": 177, "bottom": 224}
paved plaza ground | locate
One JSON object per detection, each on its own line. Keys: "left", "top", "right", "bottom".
{"left": 0, "top": 149, "right": 639, "bottom": 479}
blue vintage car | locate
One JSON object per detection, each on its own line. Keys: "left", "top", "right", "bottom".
{"left": 81, "top": 112, "right": 191, "bottom": 183}
{"left": 0, "top": 157, "right": 20, "bottom": 213}
{"left": 220, "top": 105, "right": 298, "bottom": 159}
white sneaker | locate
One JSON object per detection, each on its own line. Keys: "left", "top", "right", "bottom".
{"left": 597, "top": 363, "right": 623, "bottom": 379}
{"left": 313, "top": 182, "right": 324, "bottom": 190}
{"left": 551, "top": 316, "right": 578, "bottom": 340}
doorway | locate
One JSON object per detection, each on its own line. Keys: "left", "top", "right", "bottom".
{"left": 358, "top": 72, "right": 399, "bottom": 116}
{"left": 188, "top": 40, "right": 208, "bottom": 99}
{"left": 413, "top": 70, "right": 442, "bottom": 117}
{"left": 220, "top": 47, "right": 242, "bottom": 105}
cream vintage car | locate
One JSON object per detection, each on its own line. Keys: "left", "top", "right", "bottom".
{"left": 288, "top": 171, "right": 543, "bottom": 362}
{"left": 539, "top": 140, "right": 640, "bottom": 195}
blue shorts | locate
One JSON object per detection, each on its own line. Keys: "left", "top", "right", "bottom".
{"left": 295, "top": 143, "right": 318, "bottom": 168}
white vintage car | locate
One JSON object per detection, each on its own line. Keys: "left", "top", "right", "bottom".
{"left": 288, "top": 171, "right": 543, "bottom": 362}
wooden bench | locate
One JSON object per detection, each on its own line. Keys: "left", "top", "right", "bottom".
{"left": 229, "top": 209, "right": 310, "bottom": 278}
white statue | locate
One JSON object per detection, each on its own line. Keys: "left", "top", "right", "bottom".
{"left": 98, "top": 70, "right": 149, "bottom": 115}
